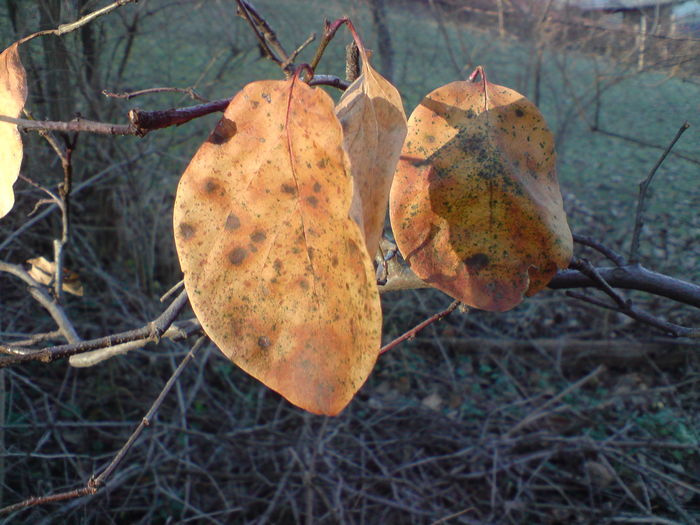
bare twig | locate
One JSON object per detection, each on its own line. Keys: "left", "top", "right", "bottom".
{"left": 380, "top": 300, "right": 461, "bottom": 355}
{"left": 309, "top": 18, "right": 348, "bottom": 73}
{"left": 0, "top": 290, "right": 191, "bottom": 368}
{"left": 102, "top": 87, "right": 208, "bottom": 102}
{"left": 0, "top": 98, "right": 230, "bottom": 136}
{"left": 0, "top": 261, "right": 80, "bottom": 344}
{"left": 549, "top": 263, "right": 700, "bottom": 309}
{"left": 573, "top": 234, "right": 626, "bottom": 266}
{"left": 17, "top": 0, "right": 138, "bottom": 45}
{"left": 54, "top": 141, "right": 76, "bottom": 303}
{"left": 307, "top": 74, "right": 349, "bottom": 90}
{"left": 235, "top": 0, "right": 290, "bottom": 71}
{"left": 629, "top": 121, "right": 690, "bottom": 263}
{"left": 593, "top": 126, "right": 699, "bottom": 166}
{"left": 0, "top": 337, "right": 205, "bottom": 516}
{"left": 506, "top": 365, "right": 606, "bottom": 436}
{"left": 285, "top": 33, "right": 316, "bottom": 68}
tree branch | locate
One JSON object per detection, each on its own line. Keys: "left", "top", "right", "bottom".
{"left": 0, "top": 261, "right": 80, "bottom": 345}
{"left": 629, "top": 121, "right": 690, "bottom": 263}
{"left": 0, "top": 337, "right": 205, "bottom": 516}
{"left": 549, "top": 264, "right": 700, "bottom": 310}
{"left": 17, "top": 0, "right": 139, "bottom": 45}
{"left": 0, "top": 290, "right": 191, "bottom": 368}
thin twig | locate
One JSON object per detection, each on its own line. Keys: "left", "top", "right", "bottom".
{"left": 0, "top": 337, "right": 205, "bottom": 516}
{"left": 235, "top": 0, "right": 289, "bottom": 71}
{"left": 284, "top": 33, "right": 316, "bottom": 68}
{"left": 506, "top": 365, "right": 606, "bottom": 436}
{"left": 17, "top": 0, "right": 138, "bottom": 45}
{"left": 380, "top": 300, "right": 461, "bottom": 355}
{"left": 573, "top": 234, "right": 626, "bottom": 266}
{"left": 102, "top": 87, "right": 208, "bottom": 102}
{"left": 593, "top": 126, "right": 699, "bottom": 166}
{"left": 0, "top": 262, "right": 80, "bottom": 344}
{"left": 309, "top": 18, "right": 348, "bottom": 73}
{"left": 54, "top": 141, "right": 75, "bottom": 303}
{"left": 629, "top": 121, "right": 690, "bottom": 263}
{"left": 569, "top": 258, "right": 627, "bottom": 308}
{"left": 0, "top": 290, "right": 191, "bottom": 368}
{"left": 566, "top": 290, "right": 698, "bottom": 337}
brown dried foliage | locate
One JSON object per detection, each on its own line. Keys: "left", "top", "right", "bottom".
{"left": 336, "top": 26, "right": 407, "bottom": 257}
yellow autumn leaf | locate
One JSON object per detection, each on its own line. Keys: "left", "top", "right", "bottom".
{"left": 0, "top": 42, "right": 27, "bottom": 219}
{"left": 174, "top": 74, "right": 382, "bottom": 416}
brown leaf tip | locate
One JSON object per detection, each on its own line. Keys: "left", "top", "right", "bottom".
{"left": 228, "top": 247, "right": 247, "bottom": 266}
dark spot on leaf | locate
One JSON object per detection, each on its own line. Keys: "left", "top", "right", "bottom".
{"left": 250, "top": 230, "right": 266, "bottom": 243}
{"left": 251, "top": 100, "right": 259, "bottom": 109}
{"left": 515, "top": 108, "right": 524, "bottom": 117}
{"left": 316, "top": 158, "right": 328, "bottom": 169}
{"left": 204, "top": 179, "right": 219, "bottom": 194}
{"left": 299, "top": 279, "right": 309, "bottom": 290}
{"left": 273, "top": 259, "right": 283, "bottom": 272}
{"left": 464, "top": 253, "right": 490, "bottom": 273}
{"left": 225, "top": 213, "right": 241, "bottom": 230}
{"left": 179, "top": 222, "right": 195, "bottom": 240}
{"left": 208, "top": 117, "right": 237, "bottom": 145}
{"left": 258, "top": 336, "right": 271, "bottom": 348}
{"left": 313, "top": 182, "right": 321, "bottom": 192}
{"left": 306, "top": 196, "right": 318, "bottom": 208}
{"left": 262, "top": 92, "right": 271, "bottom": 103}
{"left": 228, "top": 247, "right": 247, "bottom": 266}
{"left": 281, "top": 183, "right": 296, "bottom": 195}
{"left": 331, "top": 255, "right": 339, "bottom": 268}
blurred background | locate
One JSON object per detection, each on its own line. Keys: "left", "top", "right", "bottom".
{"left": 0, "top": 0, "right": 699, "bottom": 523}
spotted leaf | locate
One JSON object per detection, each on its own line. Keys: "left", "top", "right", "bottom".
{"left": 174, "top": 75, "right": 382, "bottom": 415}
{"left": 389, "top": 66, "right": 572, "bottom": 311}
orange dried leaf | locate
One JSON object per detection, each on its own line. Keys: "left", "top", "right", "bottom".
{"left": 27, "top": 256, "right": 84, "bottom": 296}
{"left": 0, "top": 42, "right": 27, "bottom": 219}
{"left": 174, "top": 76, "right": 382, "bottom": 416}
{"left": 336, "top": 33, "right": 407, "bottom": 257}
{"left": 389, "top": 67, "right": 572, "bottom": 312}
